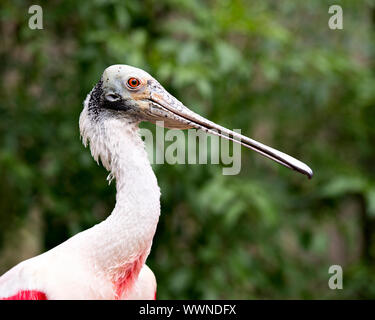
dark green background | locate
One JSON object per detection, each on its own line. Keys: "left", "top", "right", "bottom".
{"left": 1, "top": 0, "right": 374, "bottom": 299}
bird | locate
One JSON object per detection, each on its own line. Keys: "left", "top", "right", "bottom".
{"left": 0, "top": 65, "right": 313, "bottom": 300}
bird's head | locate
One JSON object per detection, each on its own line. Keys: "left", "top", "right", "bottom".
{"left": 81, "top": 64, "right": 313, "bottom": 179}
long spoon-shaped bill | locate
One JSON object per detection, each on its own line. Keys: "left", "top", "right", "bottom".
{"left": 147, "top": 89, "right": 313, "bottom": 179}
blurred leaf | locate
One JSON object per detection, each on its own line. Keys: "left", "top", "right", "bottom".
{"left": 321, "top": 176, "right": 368, "bottom": 198}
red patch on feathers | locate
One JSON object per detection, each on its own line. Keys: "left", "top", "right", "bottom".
{"left": 1, "top": 290, "right": 47, "bottom": 300}
{"left": 113, "top": 254, "right": 146, "bottom": 299}
{"left": 154, "top": 291, "right": 156, "bottom": 300}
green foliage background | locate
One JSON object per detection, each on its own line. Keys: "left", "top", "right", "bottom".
{"left": 1, "top": 0, "right": 375, "bottom": 299}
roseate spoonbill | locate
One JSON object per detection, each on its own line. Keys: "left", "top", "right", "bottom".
{"left": 0, "top": 65, "right": 313, "bottom": 300}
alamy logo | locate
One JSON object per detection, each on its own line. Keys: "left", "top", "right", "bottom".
{"left": 328, "top": 5, "right": 343, "bottom": 30}
{"left": 28, "top": 5, "right": 43, "bottom": 30}
{"left": 328, "top": 265, "right": 343, "bottom": 290}
{"left": 140, "top": 122, "right": 242, "bottom": 176}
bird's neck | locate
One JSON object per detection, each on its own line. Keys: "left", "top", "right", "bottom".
{"left": 76, "top": 109, "right": 161, "bottom": 297}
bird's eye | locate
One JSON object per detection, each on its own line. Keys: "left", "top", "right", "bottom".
{"left": 127, "top": 77, "right": 141, "bottom": 89}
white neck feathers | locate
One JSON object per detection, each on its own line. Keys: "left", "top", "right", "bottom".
{"left": 74, "top": 101, "right": 161, "bottom": 297}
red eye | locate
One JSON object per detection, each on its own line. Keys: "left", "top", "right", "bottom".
{"left": 127, "top": 77, "right": 141, "bottom": 89}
